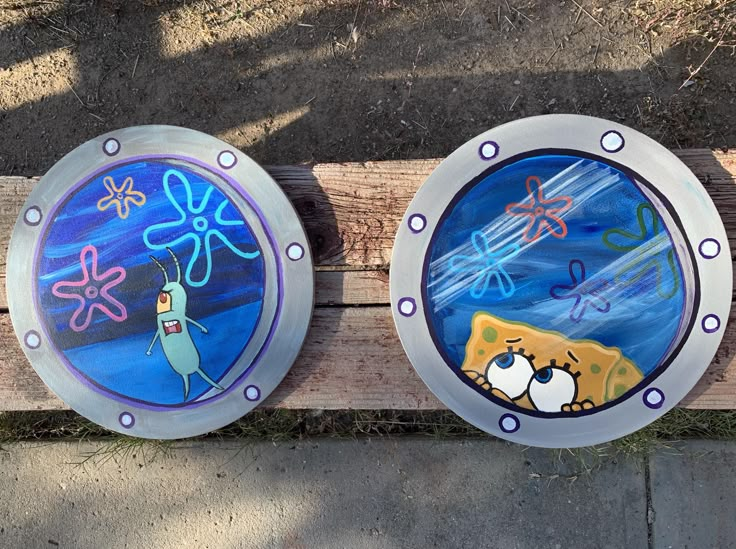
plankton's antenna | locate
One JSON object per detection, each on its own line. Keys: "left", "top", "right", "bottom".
{"left": 166, "top": 247, "right": 181, "bottom": 284}
{"left": 149, "top": 255, "right": 168, "bottom": 284}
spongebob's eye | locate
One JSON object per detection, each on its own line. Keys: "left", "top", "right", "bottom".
{"left": 495, "top": 352, "right": 515, "bottom": 369}
{"left": 486, "top": 350, "right": 534, "bottom": 399}
{"left": 528, "top": 366, "right": 578, "bottom": 413}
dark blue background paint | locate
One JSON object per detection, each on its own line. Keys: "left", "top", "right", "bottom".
{"left": 36, "top": 160, "right": 266, "bottom": 406}
{"left": 425, "top": 155, "right": 686, "bottom": 377}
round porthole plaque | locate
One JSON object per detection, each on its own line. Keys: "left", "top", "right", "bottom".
{"left": 7, "top": 126, "right": 314, "bottom": 439}
{"left": 390, "top": 114, "right": 731, "bottom": 447}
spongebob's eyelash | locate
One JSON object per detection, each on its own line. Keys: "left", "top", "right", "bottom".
{"left": 504, "top": 345, "right": 536, "bottom": 365}
{"left": 548, "top": 359, "right": 582, "bottom": 378}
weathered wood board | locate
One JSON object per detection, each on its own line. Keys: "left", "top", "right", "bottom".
{"left": 1, "top": 149, "right": 735, "bottom": 410}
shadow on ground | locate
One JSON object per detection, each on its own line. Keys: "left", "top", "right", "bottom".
{"left": 0, "top": 438, "right": 651, "bottom": 548}
{"left": 1, "top": 0, "right": 734, "bottom": 176}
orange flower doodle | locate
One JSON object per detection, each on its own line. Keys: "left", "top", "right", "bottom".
{"left": 505, "top": 175, "right": 573, "bottom": 242}
{"left": 97, "top": 176, "right": 146, "bottom": 219}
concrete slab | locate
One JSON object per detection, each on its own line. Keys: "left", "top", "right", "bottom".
{"left": 0, "top": 439, "right": 647, "bottom": 549}
{"left": 651, "top": 440, "right": 736, "bottom": 549}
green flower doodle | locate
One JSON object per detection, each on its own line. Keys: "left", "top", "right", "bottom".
{"left": 602, "top": 203, "right": 679, "bottom": 299}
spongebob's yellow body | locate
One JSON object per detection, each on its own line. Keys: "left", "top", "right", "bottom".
{"left": 461, "top": 312, "right": 644, "bottom": 413}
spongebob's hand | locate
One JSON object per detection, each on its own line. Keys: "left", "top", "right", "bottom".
{"left": 561, "top": 400, "right": 595, "bottom": 413}
{"left": 490, "top": 387, "right": 513, "bottom": 402}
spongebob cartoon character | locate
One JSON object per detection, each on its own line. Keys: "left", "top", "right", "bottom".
{"left": 461, "top": 312, "right": 644, "bottom": 413}
{"left": 146, "top": 248, "right": 224, "bottom": 401}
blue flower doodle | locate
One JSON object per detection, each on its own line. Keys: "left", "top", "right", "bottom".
{"left": 143, "top": 169, "right": 260, "bottom": 287}
{"left": 449, "top": 231, "right": 519, "bottom": 299}
{"left": 550, "top": 259, "right": 610, "bottom": 322}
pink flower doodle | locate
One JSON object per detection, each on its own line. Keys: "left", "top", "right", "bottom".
{"left": 51, "top": 245, "right": 128, "bottom": 332}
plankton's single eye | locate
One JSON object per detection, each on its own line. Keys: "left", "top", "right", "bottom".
{"left": 159, "top": 292, "right": 168, "bottom": 303}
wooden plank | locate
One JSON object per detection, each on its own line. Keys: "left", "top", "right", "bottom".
{"left": 0, "top": 150, "right": 735, "bottom": 411}
{"left": 1, "top": 304, "right": 735, "bottom": 411}
{"left": 5, "top": 268, "right": 390, "bottom": 309}
{"left": 0, "top": 159, "right": 436, "bottom": 285}
{"left": 1, "top": 150, "right": 734, "bottom": 299}
{"left": 0, "top": 308, "right": 440, "bottom": 411}
{"left": 2, "top": 267, "right": 388, "bottom": 309}
{"left": 314, "top": 269, "right": 389, "bottom": 306}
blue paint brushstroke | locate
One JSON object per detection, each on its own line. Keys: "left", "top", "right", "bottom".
{"left": 425, "top": 155, "right": 686, "bottom": 376}
{"left": 36, "top": 160, "right": 267, "bottom": 406}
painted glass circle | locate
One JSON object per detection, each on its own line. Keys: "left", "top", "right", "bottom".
{"left": 36, "top": 160, "right": 266, "bottom": 406}
{"left": 7, "top": 126, "right": 314, "bottom": 439}
{"left": 424, "top": 153, "right": 689, "bottom": 416}
{"left": 390, "top": 115, "right": 731, "bottom": 447}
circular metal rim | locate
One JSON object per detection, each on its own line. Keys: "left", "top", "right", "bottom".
{"left": 390, "top": 114, "right": 732, "bottom": 448}
{"left": 7, "top": 125, "right": 315, "bottom": 439}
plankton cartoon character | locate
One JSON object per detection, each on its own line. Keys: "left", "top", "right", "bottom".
{"left": 146, "top": 247, "right": 223, "bottom": 401}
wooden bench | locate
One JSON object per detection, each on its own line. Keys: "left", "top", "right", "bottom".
{"left": 1, "top": 150, "right": 735, "bottom": 411}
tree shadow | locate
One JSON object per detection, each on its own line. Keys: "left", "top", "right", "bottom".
{"left": 1, "top": 0, "right": 733, "bottom": 177}
{"left": 263, "top": 164, "right": 343, "bottom": 406}
{"left": 1, "top": 438, "right": 650, "bottom": 548}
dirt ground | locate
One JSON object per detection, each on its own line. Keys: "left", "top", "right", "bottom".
{"left": 0, "top": 0, "right": 734, "bottom": 176}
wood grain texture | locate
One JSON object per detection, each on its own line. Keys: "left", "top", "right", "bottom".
{"left": 1, "top": 150, "right": 733, "bottom": 291}
{"left": 0, "top": 308, "right": 441, "bottom": 411}
{"left": 1, "top": 150, "right": 735, "bottom": 411}
{"left": 0, "top": 305, "right": 734, "bottom": 411}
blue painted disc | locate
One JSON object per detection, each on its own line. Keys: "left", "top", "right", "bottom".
{"left": 391, "top": 115, "right": 731, "bottom": 447}
{"left": 8, "top": 126, "right": 314, "bottom": 438}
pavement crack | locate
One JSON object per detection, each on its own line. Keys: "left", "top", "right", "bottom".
{"left": 644, "top": 454, "right": 655, "bottom": 549}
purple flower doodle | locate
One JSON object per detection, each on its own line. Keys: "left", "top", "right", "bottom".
{"left": 51, "top": 245, "right": 127, "bottom": 332}
{"left": 550, "top": 259, "right": 610, "bottom": 323}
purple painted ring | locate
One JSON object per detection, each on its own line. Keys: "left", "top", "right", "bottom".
{"left": 478, "top": 141, "right": 499, "bottom": 161}
{"left": 397, "top": 297, "right": 417, "bottom": 317}
{"left": 698, "top": 238, "right": 721, "bottom": 259}
{"left": 103, "top": 138, "right": 121, "bottom": 157}
{"left": 24, "top": 330, "right": 41, "bottom": 349}
{"left": 408, "top": 214, "right": 427, "bottom": 234}
{"left": 286, "top": 242, "right": 305, "bottom": 261}
{"left": 244, "top": 385, "right": 261, "bottom": 401}
{"left": 24, "top": 206, "right": 42, "bottom": 226}
{"left": 118, "top": 412, "right": 135, "bottom": 429}
{"left": 702, "top": 314, "right": 721, "bottom": 334}
{"left": 217, "top": 150, "right": 238, "bottom": 169}
{"left": 600, "top": 130, "right": 624, "bottom": 153}
{"left": 643, "top": 388, "right": 665, "bottom": 410}
{"left": 499, "top": 413, "right": 520, "bottom": 433}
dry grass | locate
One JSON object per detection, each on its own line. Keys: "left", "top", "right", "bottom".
{"left": 628, "top": 0, "right": 735, "bottom": 46}
{"left": 4, "top": 408, "right": 732, "bottom": 468}
{"left": 2, "top": 408, "right": 736, "bottom": 455}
